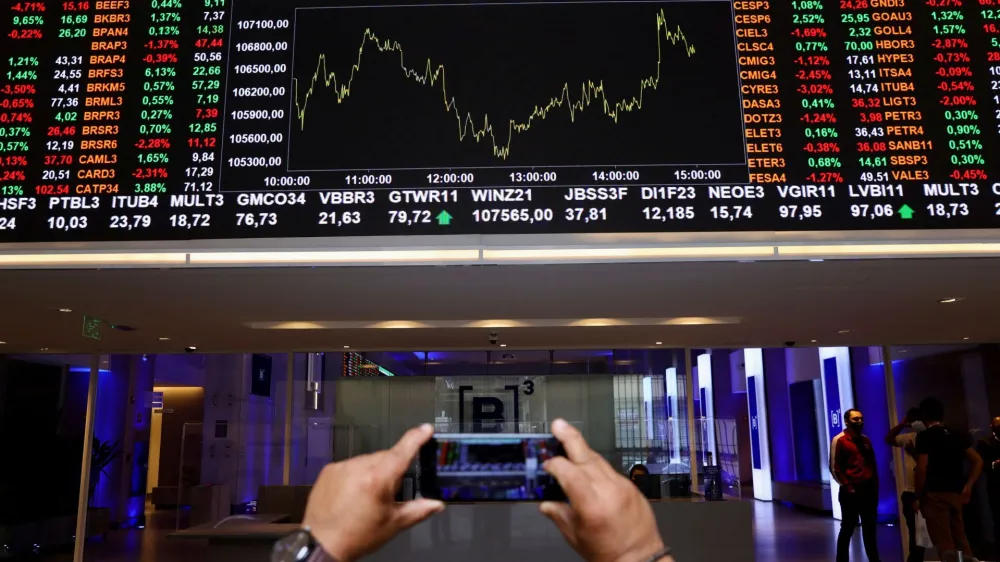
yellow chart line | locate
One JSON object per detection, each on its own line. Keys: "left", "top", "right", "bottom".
{"left": 292, "top": 9, "right": 695, "bottom": 160}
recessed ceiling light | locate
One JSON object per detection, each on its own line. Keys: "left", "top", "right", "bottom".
{"left": 185, "top": 346, "right": 197, "bottom": 352}
{"left": 500, "top": 344, "right": 507, "bottom": 348}
{"left": 809, "top": 259, "right": 824, "bottom": 262}
{"left": 938, "top": 297, "right": 963, "bottom": 304}
{"left": 58, "top": 308, "right": 72, "bottom": 313}
{"left": 655, "top": 341, "right": 663, "bottom": 345}
{"left": 963, "top": 337, "right": 970, "bottom": 340}
{"left": 343, "top": 345, "right": 350, "bottom": 349}
{"left": 159, "top": 337, "right": 170, "bottom": 341}
{"left": 899, "top": 349, "right": 909, "bottom": 354}
{"left": 810, "top": 339, "right": 818, "bottom": 343}
{"left": 0, "top": 341, "right": 6, "bottom": 345}
{"left": 40, "top": 347, "right": 48, "bottom": 351}
{"left": 838, "top": 329, "right": 851, "bottom": 334}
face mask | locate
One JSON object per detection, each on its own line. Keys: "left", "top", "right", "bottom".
{"left": 910, "top": 421, "right": 927, "bottom": 432}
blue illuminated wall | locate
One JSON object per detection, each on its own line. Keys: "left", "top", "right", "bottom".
{"left": 710, "top": 351, "right": 752, "bottom": 485}
{"left": 93, "top": 363, "right": 128, "bottom": 514}
{"left": 763, "top": 348, "right": 795, "bottom": 483}
{"left": 850, "top": 347, "right": 898, "bottom": 522}
{"left": 788, "top": 381, "right": 822, "bottom": 482}
{"left": 819, "top": 347, "right": 854, "bottom": 520}
{"left": 747, "top": 375, "right": 761, "bottom": 470}
{"left": 123, "top": 355, "right": 154, "bottom": 525}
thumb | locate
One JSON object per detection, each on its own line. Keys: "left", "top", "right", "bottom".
{"left": 540, "top": 501, "right": 578, "bottom": 547}
{"left": 393, "top": 499, "right": 444, "bottom": 530}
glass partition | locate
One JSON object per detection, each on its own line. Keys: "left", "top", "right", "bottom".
{"left": 0, "top": 349, "right": 746, "bottom": 547}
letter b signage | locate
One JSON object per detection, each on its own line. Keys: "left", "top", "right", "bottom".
{"left": 458, "top": 384, "right": 528, "bottom": 433}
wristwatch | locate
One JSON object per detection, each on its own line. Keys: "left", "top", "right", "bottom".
{"left": 271, "top": 528, "right": 334, "bottom": 562}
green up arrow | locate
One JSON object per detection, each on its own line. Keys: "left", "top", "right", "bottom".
{"left": 82, "top": 315, "right": 102, "bottom": 340}
{"left": 436, "top": 210, "right": 453, "bottom": 226}
{"left": 898, "top": 204, "right": 914, "bottom": 220}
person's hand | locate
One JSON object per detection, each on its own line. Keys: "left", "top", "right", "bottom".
{"left": 303, "top": 424, "right": 444, "bottom": 562}
{"left": 962, "top": 484, "right": 973, "bottom": 505}
{"left": 539, "top": 419, "right": 669, "bottom": 562}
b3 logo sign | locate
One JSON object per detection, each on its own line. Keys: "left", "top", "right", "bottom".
{"left": 457, "top": 380, "right": 535, "bottom": 433}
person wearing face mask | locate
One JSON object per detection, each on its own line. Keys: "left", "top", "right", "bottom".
{"left": 886, "top": 407, "right": 926, "bottom": 562}
{"left": 831, "top": 408, "right": 881, "bottom": 562}
{"left": 975, "top": 416, "right": 1000, "bottom": 557}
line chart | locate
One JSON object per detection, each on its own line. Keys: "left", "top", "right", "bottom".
{"left": 292, "top": 9, "right": 696, "bottom": 161}
{"left": 285, "top": 1, "right": 745, "bottom": 174}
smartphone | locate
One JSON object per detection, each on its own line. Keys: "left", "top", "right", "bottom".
{"left": 419, "top": 433, "right": 566, "bottom": 501}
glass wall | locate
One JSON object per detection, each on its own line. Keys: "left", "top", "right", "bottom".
{"left": 0, "top": 354, "right": 90, "bottom": 557}
{"left": 0, "top": 347, "right": 748, "bottom": 556}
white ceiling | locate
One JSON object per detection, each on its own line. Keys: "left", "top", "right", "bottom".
{"left": 0, "top": 257, "right": 995, "bottom": 353}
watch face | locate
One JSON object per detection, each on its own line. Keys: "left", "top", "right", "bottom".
{"left": 272, "top": 530, "right": 315, "bottom": 562}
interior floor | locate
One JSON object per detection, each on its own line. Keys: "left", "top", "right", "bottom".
{"left": 28, "top": 501, "right": 915, "bottom": 562}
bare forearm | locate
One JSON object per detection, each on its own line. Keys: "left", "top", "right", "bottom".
{"left": 885, "top": 423, "right": 907, "bottom": 446}
{"left": 967, "top": 458, "right": 984, "bottom": 489}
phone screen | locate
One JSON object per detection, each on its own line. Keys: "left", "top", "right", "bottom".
{"left": 419, "top": 433, "right": 566, "bottom": 501}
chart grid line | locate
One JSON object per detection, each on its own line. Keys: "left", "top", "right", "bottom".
{"left": 287, "top": 2, "right": 748, "bottom": 173}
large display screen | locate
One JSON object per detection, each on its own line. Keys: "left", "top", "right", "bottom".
{"left": 419, "top": 434, "right": 566, "bottom": 501}
{"left": 0, "top": 0, "right": 999, "bottom": 242}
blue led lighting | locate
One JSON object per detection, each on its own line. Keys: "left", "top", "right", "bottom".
{"left": 68, "top": 367, "right": 112, "bottom": 373}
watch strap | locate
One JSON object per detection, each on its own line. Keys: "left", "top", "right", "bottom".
{"left": 639, "top": 546, "right": 673, "bottom": 562}
{"left": 272, "top": 528, "right": 336, "bottom": 562}
{"left": 305, "top": 546, "right": 336, "bottom": 562}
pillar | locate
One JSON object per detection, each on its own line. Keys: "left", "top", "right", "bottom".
{"left": 73, "top": 353, "right": 100, "bottom": 562}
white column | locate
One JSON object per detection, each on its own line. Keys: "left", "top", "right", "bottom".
{"left": 744, "top": 348, "right": 772, "bottom": 501}
{"left": 819, "top": 346, "right": 854, "bottom": 520}
{"left": 697, "top": 352, "right": 718, "bottom": 466}
{"left": 283, "top": 352, "right": 294, "bottom": 485}
{"left": 684, "top": 349, "right": 699, "bottom": 489}
{"left": 665, "top": 367, "right": 682, "bottom": 464}
{"left": 73, "top": 353, "right": 101, "bottom": 562}
{"left": 880, "top": 346, "right": 908, "bottom": 561}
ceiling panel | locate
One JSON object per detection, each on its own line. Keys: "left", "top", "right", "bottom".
{"left": 0, "top": 258, "right": 993, "bottom": 353}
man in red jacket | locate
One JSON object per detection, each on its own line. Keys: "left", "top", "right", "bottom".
{"left": 831, "top": 408, "right": 881, "bottom": 562}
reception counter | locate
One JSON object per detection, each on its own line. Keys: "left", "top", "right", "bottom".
{"left": 170, "top": 498, "right": 754, "bottom": 562}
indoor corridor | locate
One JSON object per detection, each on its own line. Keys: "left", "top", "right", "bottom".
{"left": 33, "top": 501, "right": 907, "bottom": 562}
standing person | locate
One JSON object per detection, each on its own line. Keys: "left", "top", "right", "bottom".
{"left": 832, "top": 408, "right": 881, "bottom": 562}
{"left": 975, "top": 416, "right": 1000, "bottom": 557}
{"left": 886, "top": 407, "right": 927, "bottom": 562}
{"left": 914, "top": 397, "right": 984, "bottom": 562}
{"left": 629, "top": 463, "right": 650, "bottom": 483}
